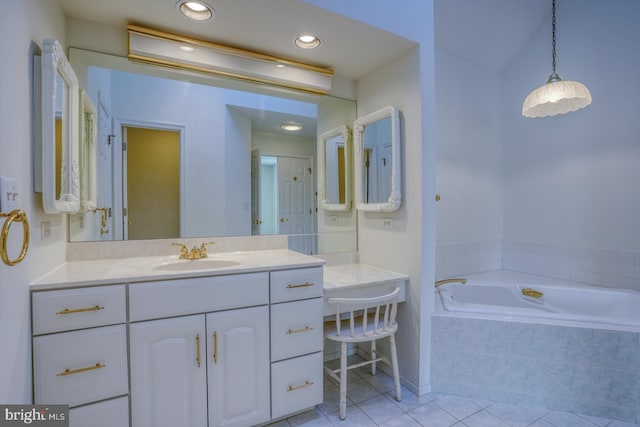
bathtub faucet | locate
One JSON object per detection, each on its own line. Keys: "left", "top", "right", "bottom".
{"left": 435, "top": 278, "right": 467, "bottom": 288}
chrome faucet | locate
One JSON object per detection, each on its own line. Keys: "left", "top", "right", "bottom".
{"left": 435, "top": 278, "right": 467, "bottom": 288}
{"left": 171, "top": 242, "right": 215, "bottom": 260}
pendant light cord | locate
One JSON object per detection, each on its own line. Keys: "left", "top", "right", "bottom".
{"left": 551, "top": 0, "right": 557, "bottom": 75}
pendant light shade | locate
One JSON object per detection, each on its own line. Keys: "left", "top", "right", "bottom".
{"left": 522, "top": 74, "right": 592, "bottom": 118}
{"left": 522, "top": 0, "right": 591, "bottom": 118}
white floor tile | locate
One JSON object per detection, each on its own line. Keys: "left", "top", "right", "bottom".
{"left": 539, "top": 410, "right": 601, "bottom": 427}
{"left": 408, "top": 402, "right": 459, "bottom": 427}
{"left": 462, "top": 410, "right": 511, "bottom": 427}
{"left": 288, "top": 408, "right": 330, "bottom": 427}
{"left": 356, "top": 395, "right": 404, "bottom": 424}
{"left": 378, "top": 413, "right": 422, "bottom": 427}
{"left": 325, "top": 405, "right": 376, "bottom": 426}
{"left": 485, "top": 402, "right": 549, "bottom": 427}
{"left": 433, "top": 395, "right": 483, "bottom": 419}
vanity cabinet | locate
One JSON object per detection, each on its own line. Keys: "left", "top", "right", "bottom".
{"left": 32, "top": 260, "right": 324, "bottom": 427}
{"left": 31, "top": 285, "right": 129, "bottom": 425}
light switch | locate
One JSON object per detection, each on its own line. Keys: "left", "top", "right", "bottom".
{"left": 0, "top": 176, "right": 18, "bottom": 211}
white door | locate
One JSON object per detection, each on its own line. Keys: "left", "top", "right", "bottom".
{"left": 207, "top": 306, "right": 270, "bottom": 427}
{"left": 130, "top": 315, "right": 207, "bottom": 427}
{"left": 277, "top": 156, "right": 315, "bottom": 253}
{"left": 96, "top": 95, "right": 113, "bottom": 240}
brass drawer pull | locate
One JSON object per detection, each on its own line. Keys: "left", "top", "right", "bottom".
{"left": 286, "top": 326, "right": 314, "bottom": 335}
{"left": 287, "top": 381, "right": 314, "bottom": 392}
{"left": 57, "top": 363, "right": 105, "bottom": 377}
{"left": 286, "top": 282, "right": 314, "bottom": 289}
{"left": 196, "top": 334, "right": 201, "bottom": 368}
{"left": 56, "top": 306, "right": 104, "bottom": 315}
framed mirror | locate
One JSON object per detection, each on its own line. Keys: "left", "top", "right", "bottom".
{"left": 40, "top": 39, "right": 80, "bottom": 214}
{"left": 318, "top": 125, "right": 351, "bottom": 211}
{"left": 79, "top": 90, "right": 98, "bottom": 212}
{"left": 67, "top": 48, "right": 358, "bottom": 255}
{"left": 354, "top": 106, "right": 401, "bottom": 212}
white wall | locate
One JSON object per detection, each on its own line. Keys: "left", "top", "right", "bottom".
{"left": 502, "top": 0, "right": 640, "bottom": 287}
{"left": 435, "top": 49, "right": 504, "bottom": 278}
{"left": 0, "top": 0, "right": 67, "bottom": 403}
{"left": 305, "top": 0, "right": 436, "bottom": 395}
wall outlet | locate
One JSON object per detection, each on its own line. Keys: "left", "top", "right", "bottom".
{"left": 41, "top": 221, "right": 52, "bottom": 240}
{"left": 382, "top": 217, "right": 394, "bottom": 229}
{"left": 329, "top": 215, "right": 338, "bottom": 224}
{"left": 0, "top": 176, "right": 18, "bottom": 212}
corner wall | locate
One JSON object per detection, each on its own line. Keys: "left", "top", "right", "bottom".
{"left": 0, "top": 0, "right": 68, "bottom": 403}
{"left": 502, "top": 0, "right": 640, "bottom": 289}
{"left": 435, "top": 49, "right": 504, "bottom": 279}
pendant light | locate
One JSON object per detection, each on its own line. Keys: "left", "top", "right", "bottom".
{"left": 522, "top": 0, "right": 591, "bottom": 118}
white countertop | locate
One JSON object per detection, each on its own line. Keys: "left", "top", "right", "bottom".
{"left": 323, "top": 263, "right": 409, "bottom": 291}
{"left": 31, "top": 249, "right": 325, "bottom": 290}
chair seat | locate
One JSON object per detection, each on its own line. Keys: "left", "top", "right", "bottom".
{"left": 324, "top": 314, "right": 397, "bottom": 343}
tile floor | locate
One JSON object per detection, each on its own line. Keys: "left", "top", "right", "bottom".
{"left": 266, "top": 356, "right": 640, "bottom": 427}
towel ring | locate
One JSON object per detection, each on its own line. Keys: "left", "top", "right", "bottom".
{"left": 1, "top": 209, "right": 30, "bottom": 266}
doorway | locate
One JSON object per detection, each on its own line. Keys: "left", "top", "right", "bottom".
{"left": 122, "top": 126, "right": 180, "bottom": 240}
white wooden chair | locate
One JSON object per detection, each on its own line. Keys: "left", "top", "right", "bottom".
{"left": 323, "top": 287, "right": 402, "bottom": 420}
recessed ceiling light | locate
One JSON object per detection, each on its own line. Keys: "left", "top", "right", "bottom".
{"left": 294, "top": 34, "right": 321, "bottom": 50}
{"left": 275, "top": 64, "right": 286, "bottom": 69}
{"left": 280, "top": 122, "right": 303, "bottom": 132}
{"left": 176, "top": 0, "right": 214, "bottom": 22}
{"left": 179, "top": 45, "right": 195, "bottom": 52}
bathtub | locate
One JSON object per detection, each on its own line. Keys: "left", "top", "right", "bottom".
{"left": 432, "top": 270, "right": 640, "bottom": 422}
{"left": 436, "top": 270, "right": 640, "bottom": 330}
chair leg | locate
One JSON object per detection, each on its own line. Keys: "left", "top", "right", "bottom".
{"left": 371, "top": 340, "right": 377, "bottom": 375}
{"left": 389, "top": 334, "right": 402, "bottom": 401}
{"left": 339, "top": 342, "right": 348, "bottom": 420}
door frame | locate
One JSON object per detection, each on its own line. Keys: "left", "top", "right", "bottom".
{"left": 113, "top": 118, "right": 186, "bottom": 240}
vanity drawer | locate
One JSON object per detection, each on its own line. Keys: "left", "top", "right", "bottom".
{"left": 69, "top": 396, "right": 129, "bottom": 427}
{"left": 32, "top": 285, "right": 126, "bottom": 335}
{"left": 270, "top": 298, "right": 323, "bottom": 361}
{"left": 271, "top": 352, "right": 323, "bottom": 419}
{"left": 270, "top": 267, "right": 323, "bottom": 303}
{"left": 129, "top": 272, "right": 269, "bottom": 321}
{"left": 33, "top": 325, "right": 128, "bottom": 407}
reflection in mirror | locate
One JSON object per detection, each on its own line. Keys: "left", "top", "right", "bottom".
{"left": 354, "top": 106, "right": 401, "bottom": 212}
{"left": 40, "top": 39, "right": 80, "bottom": 213}
{"left": 318, "top": 126, "right": 351, "bottom": 211}
{"left": 68, "top": 48, "right": 357, "bottom": 254}
{"left": 79, "top": 90, "right": 97, "bottom": 212}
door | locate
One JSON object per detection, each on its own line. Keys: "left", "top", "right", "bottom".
{"left": 122, "top": 126, "right": 180, "bottom": 240}
{"left": 277, "top": 156, "right": 315, "bottom": 254}
{"left": 130, "top": 315, "right": 207, "bottom": 427}
{"left": 96, "top": 95, "right": 113, "bottom": 240}
{"left": 207, "top": 306, "right": 270, "bottom": 427}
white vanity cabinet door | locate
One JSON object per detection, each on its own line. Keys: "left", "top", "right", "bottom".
{"left": 271, "top": 352, "right": 323, "bottom": 419}
{"left": 130, "top": 315, "right": 207, "bottom": 427}
{"left": 270, "top": 298, "right": 323, "bottom": 361}
{"left": 69, "top": 396, "right": 129, "bottom": 427}
{"left": 207, "top": 306, "right": 270, "bottom": 427}
{"left": 270, "top": 267, "right": 323, "bottom": 303}
{"left": 32, "top": 285, "right": 126, "bottom": 335}
{"left": 33, "top": 325, "right": 128, "bottom": 407}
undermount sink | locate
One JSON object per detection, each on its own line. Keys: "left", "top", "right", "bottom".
{"left": 153, "top": 259, "right": 240, "bottom": 271}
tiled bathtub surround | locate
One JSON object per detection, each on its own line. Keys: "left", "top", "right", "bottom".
{"left": 436, "top": 240, "right": 503, "bottom": 279}
{"left": 436, "top": 240, "right": 640, "bottom": 291}
{"left": 502, "top": 241, "right": 640, "bottom": 291}
{"left": 431, "top": 314, "right": 640, "bottom": 423}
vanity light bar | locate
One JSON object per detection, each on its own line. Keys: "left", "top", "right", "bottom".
{"left": 127, "top": 24, "right": 333, "bottom": 95}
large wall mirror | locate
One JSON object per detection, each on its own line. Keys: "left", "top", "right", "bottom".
{"left": 67, "top": 48, "right": 357, "bottom": 255}
{"left": 38, "top": 39, "right": 81, "bottom": 214}
{"left": 318, "top": 125, "right": 351, "bottom": 212}
{"left": 354, "top": 106, "right": 401, "bottom": 212}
